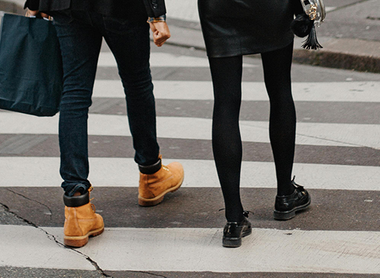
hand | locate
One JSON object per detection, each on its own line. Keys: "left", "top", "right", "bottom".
{"left": 26, "top": 9, "right": 50, "bottom": 20}
{"left": 149, "top": 22, "right": 171, "bottom": 47}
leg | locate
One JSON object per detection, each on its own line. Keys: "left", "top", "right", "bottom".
{"left": 102, "top": 18, "right": 159, "bottom": 166}
{"left": 261, "top": 42, "right": 296, "bottom": 196}
{"left": 101, "top": 17, "right": 183, "bottom": 206}
{"left": 262, "top": 43, "right": 311, "bottom": 220}
{"left": 53, "top": 12, "right": 104, "bottom": 247}
{"left": 54, "top": 12, "right": 103, "bottom": 196}
{"left": 209, "top": 55, "right": 244, "bottom": 222}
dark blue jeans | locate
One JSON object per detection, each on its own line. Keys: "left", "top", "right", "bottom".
{"left": 53, "top": 11, "right": 160, "bottom": 196}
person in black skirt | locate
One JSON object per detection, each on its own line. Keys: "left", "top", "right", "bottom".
{"left": 198, "top": 0, "right": 311, "bottom": 247}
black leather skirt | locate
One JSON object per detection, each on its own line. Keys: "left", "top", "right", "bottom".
{"left": 198, "top": 0, "right": 295, "bottom": 57}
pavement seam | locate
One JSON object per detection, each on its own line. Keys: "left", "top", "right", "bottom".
{"left": 0, "top": 202, "right": 111, "bottom": 278}
{"left": 293, "top": 132, "right": 378, "bottom": 149}
{"left": 129, "top": 271, "right": 168, "bottom": 278}
{"left": 240, "top": 121, "right": 380, "bottom": 150}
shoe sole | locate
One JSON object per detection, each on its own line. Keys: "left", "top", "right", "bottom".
{"left": 138, "top": 175, "right": 184, "bottom": 207}
{"left": 273, "top": 198, "right": 311, "bottom": 221}
{"left": 64, "top": 226, "right": 104, "bottom": 248}
{"left": 223, "top": 229, "right": 252, "bottom": 248}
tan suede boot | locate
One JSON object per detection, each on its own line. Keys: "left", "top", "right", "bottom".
{"left": 63, "top": 187, "right": 104, "bottom": 247}
{"left": 138, "top": 157, "right": 184, "bottom": 206}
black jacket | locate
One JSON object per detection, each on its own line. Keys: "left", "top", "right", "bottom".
{"left": 24, "top": 0, "right": 166, "bottom": 18}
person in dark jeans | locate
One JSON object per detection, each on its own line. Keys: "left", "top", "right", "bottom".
{"left": 25, "top": 0, "right": 184, "bottom": 248}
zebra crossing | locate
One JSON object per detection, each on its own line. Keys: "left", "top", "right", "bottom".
{"left": 0, "top": 42, "right": 379, "bottom": 277}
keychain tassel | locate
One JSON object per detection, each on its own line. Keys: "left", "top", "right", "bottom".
{"left": 302, "top": 24, "right": 323, "bottom": 50}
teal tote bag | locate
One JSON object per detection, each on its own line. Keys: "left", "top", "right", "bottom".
{"left": 0, "top": 13, "right": 63, "bottom": 116}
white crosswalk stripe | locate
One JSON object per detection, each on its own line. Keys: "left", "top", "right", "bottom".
{"left": 0, "top": 44, "right": 379, "bottom": 277}
{"left": 1, "top": 157, "right": 380, "bottom": 191}
{"left": 1, "top": 225, "right": 379, "bottom": 274}
{"left": 1, "top": 113, "right": 380, "bottom": 148}
{"left": 93, "top": 80, "right": 380, "bottom": 102}
{"left": 98, "top": 52, "right": 257, "bottom": 68}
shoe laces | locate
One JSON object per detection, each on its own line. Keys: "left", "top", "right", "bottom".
{"left": 243, "top": 211, "right": 253, "bottom": 218}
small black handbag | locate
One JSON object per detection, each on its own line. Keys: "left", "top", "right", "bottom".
{"left": 291, "top": 0, "right": 326, "bottom": 50}
{"left": 0, "top": 12, "right": 63, "bottom": 116}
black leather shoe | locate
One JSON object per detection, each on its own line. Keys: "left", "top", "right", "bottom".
{"left": 274, "top": 178, "right": 311, "bottom": 221}
{"left": 223, "top": 211, "right": 252, "bottom": 248}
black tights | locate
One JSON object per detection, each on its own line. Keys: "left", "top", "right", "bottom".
{"left": 209, "top": 43, "right": 296, "bottom": 222}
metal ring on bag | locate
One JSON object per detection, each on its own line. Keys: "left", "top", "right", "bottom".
{"left": 301, "top": 0, "right": 326, "bottom": 25}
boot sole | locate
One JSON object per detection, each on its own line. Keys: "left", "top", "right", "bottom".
{"left": 273, "top": 198, "right": 311, "bottom": 221}
{"left": 138, "top": 175, "right": 184, "bottom": 207}
{"left": 64, "top": 226, "right": 104, "bottom": 248}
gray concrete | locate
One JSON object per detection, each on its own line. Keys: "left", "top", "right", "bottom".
{"left": 1, "top": 187, "right": 379, "bottom": 231}
{"left": 0, "top": 267, "right": 105, "bottom": 278}
{"left": 2, "top": 134, "right": 380, "bottom": 166}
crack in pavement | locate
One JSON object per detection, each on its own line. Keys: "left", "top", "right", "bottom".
{"left": 5, "top": 188, "right": 53, "bottom": 220}
{"left": 0, "top": 202, "right": 111, "bottom": 278}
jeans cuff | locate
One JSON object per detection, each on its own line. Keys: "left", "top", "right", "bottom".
{"left": 64, "top": 183, "right": 89, "bottom": 197}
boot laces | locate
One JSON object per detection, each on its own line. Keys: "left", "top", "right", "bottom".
{"left": 90, "top": 202, "right": 96, "bottom": 212}
{"left": 89, "top": 190, "right": 96, "bottom": 212}
{"left": 87, "top": 186, "right": 97, "bottom": 212}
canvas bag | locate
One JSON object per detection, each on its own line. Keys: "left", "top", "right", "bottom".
{"left": 0, "top": 12, "right": 63, "bottom": 116}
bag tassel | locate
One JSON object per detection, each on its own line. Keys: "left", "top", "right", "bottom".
{"left": 302, "top": 24, "right": 323, "bottom": 50}
{"left": 291, "top": 13, "right": 323, "bottom": 50}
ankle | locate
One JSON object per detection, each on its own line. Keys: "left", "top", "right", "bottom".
{"left": 277, "top": 180, "right": 296, "bottom": 196}
{"left": 225, "top": 210, "right": 245, "bottom": 223}
{"left": 277, "top": 188, "right": 295, "bottom": 197}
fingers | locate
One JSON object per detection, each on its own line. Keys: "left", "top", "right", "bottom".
{"left": 149, "top": 22, "right": 171, "bottom": 47}
{"left": 25, "top": 9, "right": 40, "bottom": 17}
{"left": 25, "top": 9, "right": 52, "bottom": 20}
{"left": 40, "top": 12, "right": 51, "bottom": 20}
